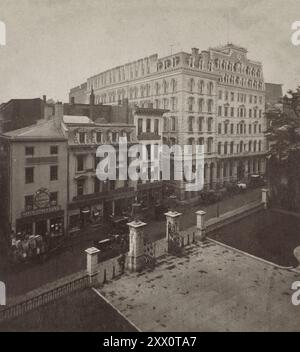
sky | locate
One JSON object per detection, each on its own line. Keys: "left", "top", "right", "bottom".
{"left": 0, "top": 0, "right": 300, "bottom": 103}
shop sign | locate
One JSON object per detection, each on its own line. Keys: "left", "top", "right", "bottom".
{"left": 34, "top": 188, "right": 50, "bottom": 208}
{"left": 21, "top": 206, "right": 61, "bottom": 218}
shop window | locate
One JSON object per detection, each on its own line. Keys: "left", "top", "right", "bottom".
{"left": 25, "top": 146, "right": 34, "bottom": 156}
{"left": 50, "top": 218, "right": 63, "bottom": 237}
{"left": 50, "top": 165, "right": 58, "bottom": 181}
{"left": 50, "top": 146, "right": 58, "bottom": 155}
{"left": 25, "top": 167, "right": 34, "bottom": 184}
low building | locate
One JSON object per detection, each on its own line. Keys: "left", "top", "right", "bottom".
{"left": 0, "top": 118, "right": 68, "bottom": 241}
{"left": 0, "top": 96, "right": 54, "bottom": 133}
{"left": 0, "top": 97, "right": 168, "bottom": 248}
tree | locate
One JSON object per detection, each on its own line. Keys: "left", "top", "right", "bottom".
{"left": 265, "top": 87, "right": 300, "bottom": 211}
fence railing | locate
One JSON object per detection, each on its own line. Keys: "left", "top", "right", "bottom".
{"left": 0, "top": 272, "right": 89, "bottom": 323}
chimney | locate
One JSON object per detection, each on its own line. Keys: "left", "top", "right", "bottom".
{"left": 191, "top": 47, "right": 199, "bottom": 56}
{"left": 43, "top": 95, "right": 47, "bottom": 103}
{"left": 53, "top": 102, "right": 64, "bottom": 129}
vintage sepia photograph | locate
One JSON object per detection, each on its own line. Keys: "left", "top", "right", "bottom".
{"left": 0, "top": 0, "right": 300, "bottom": 335}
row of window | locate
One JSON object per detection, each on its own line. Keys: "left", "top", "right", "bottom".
{"left": 218, "top": 91, "right": 263, "bottom": 104}
{"left": 188, "top": 116, "right": 213, "bottom": 132}
{"left": 25, "top": 145, "right": 58, "bottom": 157}
{"left": 74, "top": 130, "right": 132, "bottom": 144}
{"left": 153, "top": 97, "right": 178, "bottom": 110}
{"left": 218, "top": 122, "right": 262, "bottom": 135}
{"left": 182, "top": 138, "right": 263, "bottom": 155}
{"left": 214, "top": 58, "right": 262, "bottom": 78}
{"left": 88, "top": 58, "right": 152, "bottom": 90}
{"left": 25, "top": 165, "right": 58, "bottom": 184}
{"left": 219, "top": 74, "right": 264, "bottom": 90}
{"left": 137, "top": 118, "right": 160, "bottom": 135}
{"left": 96, "top": 79, "right": 178, "bottom": 104}
{"left": 205, "top": 159, "right": 263, "bottom": 179}
{"left": 186, "top": 79, "right": 214, "bottom": 95}
{"left": 76, "top": 179, "right": 119, "bottom": 197}
{"left": 187, "top": 97, "right": 214, "bottom": 113}
{"left": 218, "top": 106, "right": 263, "bottom": 118}
{"left": 217, "top": 140, "right": 263, "bottom": 154}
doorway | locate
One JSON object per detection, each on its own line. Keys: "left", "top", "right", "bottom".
{"left": 35, "top": 220, "right": 47, "bottom": 236}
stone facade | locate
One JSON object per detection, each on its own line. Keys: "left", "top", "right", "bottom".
{"left": 70, "top": 44, "right": 267, "bottom": 202}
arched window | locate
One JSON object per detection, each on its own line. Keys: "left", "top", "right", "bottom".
{"left": 208, "top": 82, "right": 214, "bottom": 95}
{"left": 162, "top": 80, "right": 168, "bottom": 94}
{"left": 224, "top": 142, "right": 228, "bottom": 155}
{"left": 155, "top": 82, "right": 160, "bottom": 95}
{"left": 253, "top": 140, "right": 257, "bottom": 152}
{"left": 163, "top": 117, "right": 169, "bottom": 131}
{"left": 188, "top": 97, "right": 194, "bottom": 112}
{"left": 170, "top": 116, "right": 176, "bottom": 131}
{"left": 230, "top": 141, "right": 234, "bottom": 154}
{"left": 198, "top": 116, "right": 203, "bottom": 131}
{"left": 218, "top": 142, "right": 222, "bottom": 155}
{"left": 198, "top": 137, "right": 204, "bottom": 145}
{"left": 240, "top": 141, "right": 243, "bottom": 152}
{"left": 171, "top": 79, "right": 177, "bottom": 93}
{"left": 207, "top": 117, "right": 213, "bottom": 132}
{"left": 188, "top": 78, "right": 195, "bottom": 92}
{"left": 198, "top": 80, "right": 204, "bottom": 94}
{"left": 207, "top": 100, "right": 213, "bottom": 114}
{"left": 249, "top": 140, "right": 252, "bottom": 152}
{"left": 207, "top": 138, "right": 213, "bottom": 153}
{"left": 188, "top": 116, "right": 194, "bottom": 132}
{"left": 198, "top": 98, "right": 203, "bottom": 113}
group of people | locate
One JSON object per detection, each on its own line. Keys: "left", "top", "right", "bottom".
{"left": 11, "top": 233, "right": 47, "bottom": 263}
{"left": 10, "top": 226, "right": 63, "bottom": 263}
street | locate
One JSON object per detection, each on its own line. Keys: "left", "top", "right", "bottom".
{"left": 0, "top": 188, "right": 261, "bottom": 299}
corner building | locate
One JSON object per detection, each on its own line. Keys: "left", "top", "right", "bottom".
{"left": 70, "top": 44, "right": 266, "bottom": 203}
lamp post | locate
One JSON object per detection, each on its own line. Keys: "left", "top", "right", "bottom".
{"left": 132, "top": 196, "right": 142, "bottom": 223}
{"left": 168, "top": 194, "right": 177, "bottom": 213}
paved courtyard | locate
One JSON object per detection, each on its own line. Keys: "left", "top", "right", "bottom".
{"left": 97, "top": 241, "right": 300, "bottom": 332}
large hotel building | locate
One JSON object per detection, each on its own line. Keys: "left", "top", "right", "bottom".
{"left": 70, "top": 43, "right": 266, "bottom": 203}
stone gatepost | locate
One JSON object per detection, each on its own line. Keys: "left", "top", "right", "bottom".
{"left": 127, "top": 220, "right": 147, "bottom": 272}
{"left": 85, "top": 247, "right": 100, "bottom": 285}
{"left": 165, "top": 210, "right": 182, "bottom": 252}
{"left": 261, "top": 188, "right": 269, "bottom": 209}
{"left": 196, "top": 210, "right": 206, "bottom": 241}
